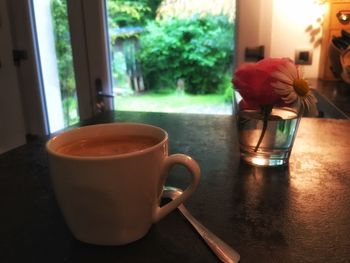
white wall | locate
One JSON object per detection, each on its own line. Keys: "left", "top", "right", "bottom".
{"left": 236, "top": 0, "right": 327, "bottom": 78}
{"left": 270, "top": 0, "right": 326, "bottom": 78}
{"left": 7, "top": 0, "right": 48, "bottom": 137}
{"left": 0, "top": 0, "right": 26, "bottom": 153}
{"left": 235, "top": 0, "right": 271, "bottom": 66}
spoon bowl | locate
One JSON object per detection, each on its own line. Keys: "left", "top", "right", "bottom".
{"left": 163, "top": 186, "right": 240, "bottom": 263}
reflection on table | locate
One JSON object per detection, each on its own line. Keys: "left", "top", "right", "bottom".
{"left": 0, "top": 111, "right": 349, "bottom": 263}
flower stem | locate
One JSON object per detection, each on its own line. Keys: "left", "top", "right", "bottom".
{"left": 254, "top": 105, "right": 273, "bottom": 152}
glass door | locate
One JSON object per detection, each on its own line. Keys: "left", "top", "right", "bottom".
{"left": 11, "top": 0, "right": 235, "bottom": 137}
{"left": 31, "top": 0, "right": 79, "bottom": 133}
{"left": 106, "top": 0, "right": 236, "bottom": 115}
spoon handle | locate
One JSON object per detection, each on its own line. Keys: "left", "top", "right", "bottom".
{"left": 178, "top": 204, "right": 240, "bottom": 263}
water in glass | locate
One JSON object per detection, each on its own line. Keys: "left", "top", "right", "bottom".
{"left": 237, "top": 107, "right": 301, "bottom": 166}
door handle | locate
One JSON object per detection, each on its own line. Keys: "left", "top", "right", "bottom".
{"left": 95, "top": 78, "right": 113, "bottom": 112}
{"left": 97, "top": 91, "right": 114, "bottom": 98}
{"left": 95, "top": 78, "right": 114, "bottom": 98}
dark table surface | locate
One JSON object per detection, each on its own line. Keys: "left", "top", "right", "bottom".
{"left": 1, "top": 111, "right": 350, "bottom": 263}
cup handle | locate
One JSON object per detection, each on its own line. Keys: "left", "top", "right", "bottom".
{"left": 152, "top": 154, "right": 201, "bottom": 223}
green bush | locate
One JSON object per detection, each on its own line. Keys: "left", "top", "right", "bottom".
{"left": 218, "top": 74, "right": 233, "bottom": 102}
{"left": 107, "top": 0, "right": 162, "bottom": 28}
{"left": 51, "top": 0, "right": 78, "bottom": 126}
{"left": 139, "top": 15, "right": 234, "bottom": 94}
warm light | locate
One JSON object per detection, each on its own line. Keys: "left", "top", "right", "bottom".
{"left": 339, "top": 14, "right": 347, "bottom": 21}
{"left": 250, "top": 157, "right": 285, "bottom": 166}
{"left": 274, "top": 0, "right": 327, "bottom": 27}
{"left": 251, "top": 157, "right": 268, "bottom": 166}
{"left": 337, "top": 10, "right": 350, "bottom": 24}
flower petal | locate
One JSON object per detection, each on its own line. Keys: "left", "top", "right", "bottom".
{"left": 272, "top": 71, "right": 293, "bottom": 85}
{"left": 232, "top": 58, "right": 318, "bottom": 115}
{"left": 273, "top": 82, "right": 294, "bottom": 95}
{"left": 282, "top": 92, "right": 298, "bottom": 103}
{"left": 276, "top": 64, "right": 296, "bottom": 82}
{"left": 285, "top": 62, "right": 298, "bottom": 79}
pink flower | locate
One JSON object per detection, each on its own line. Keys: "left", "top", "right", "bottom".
{"left": 232, "top": 58, "right": 292, "bottom": 108}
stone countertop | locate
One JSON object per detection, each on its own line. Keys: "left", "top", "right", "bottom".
{"left": 0, "top": 111, "right": 349, "bottom": 263}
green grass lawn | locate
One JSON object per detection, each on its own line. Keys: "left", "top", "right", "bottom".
{"left": 114, "top": 91, "right": 232, "bottom": 114}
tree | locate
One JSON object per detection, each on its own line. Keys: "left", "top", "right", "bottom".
{"left": 107, "top": 0, "right": 161, "bottom": 29}
{"left": 139, "top": 15, "right": 234, "bottom": 94}
{"left": 51, "top": 0, "right": 77, "bottom": 126}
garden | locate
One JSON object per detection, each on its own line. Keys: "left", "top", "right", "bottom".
{"left": 52, "top": 0, "right": 236, "bottom": 124}
{"left": 109, "top": 0, "right": 235, "bottom": 113}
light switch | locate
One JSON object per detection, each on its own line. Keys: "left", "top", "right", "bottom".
{"left": 295, "top": 49, "right": 313, "bottom": 65}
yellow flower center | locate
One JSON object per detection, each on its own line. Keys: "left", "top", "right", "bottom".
{"left": 293, "top": 78, "right": 309, "bottom": 96}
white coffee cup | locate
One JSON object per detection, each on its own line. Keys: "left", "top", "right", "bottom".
{"left": 46, "top": 123, "right": 200, "bottom": 245}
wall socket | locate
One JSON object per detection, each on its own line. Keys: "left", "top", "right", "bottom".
{"left": 295, "top": 49, "right": 313, "bottom": 65}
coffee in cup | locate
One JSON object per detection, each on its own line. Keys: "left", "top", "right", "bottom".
{"left": 46, "top": 123, "right": 200, "bottom": 245}
{"left": 56, "top": 135, "right": 159, "bottom": 156}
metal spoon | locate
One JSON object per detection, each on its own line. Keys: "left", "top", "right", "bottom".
{"left": 162, "top": 186, "right": 240, "bottom": 263}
